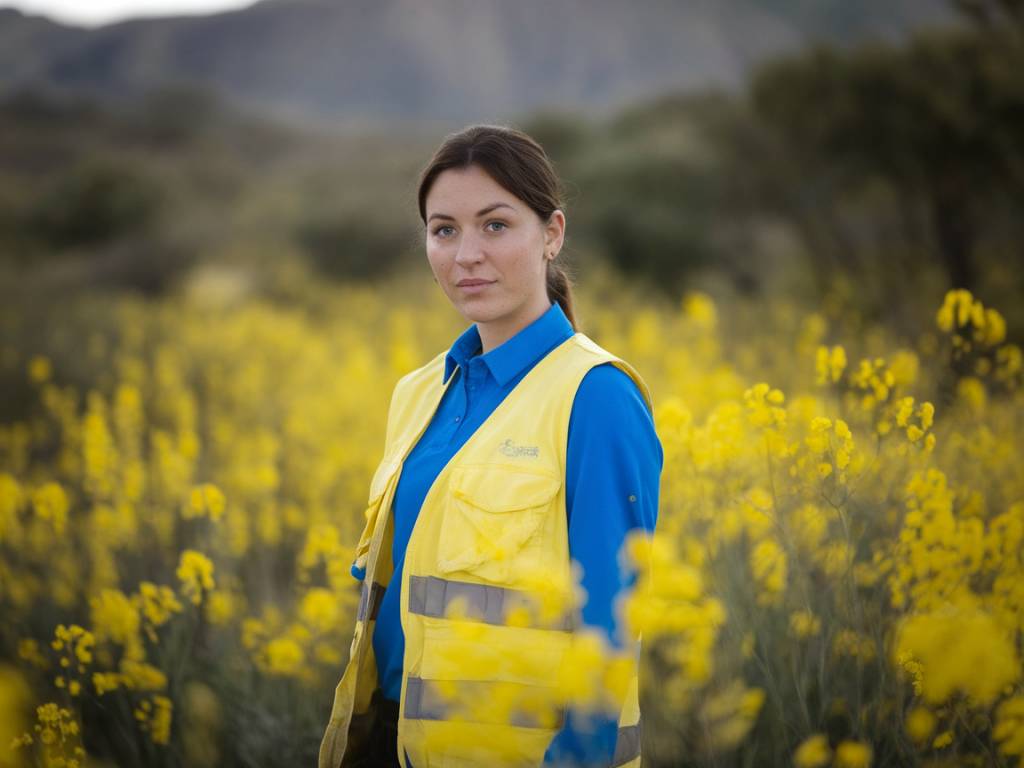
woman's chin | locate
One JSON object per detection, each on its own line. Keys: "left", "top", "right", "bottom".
{"left": 458, "top": 301, "right": 500, "bottom": 323}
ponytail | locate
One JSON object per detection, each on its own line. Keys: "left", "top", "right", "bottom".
{"left": 546, "top": 260, "right": 577, "bottom": 332}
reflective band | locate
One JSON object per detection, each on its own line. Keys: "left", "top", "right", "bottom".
{"left": 403, "top": 676, "right": 642, "bottom": 761}
{"left": 612, "top": 721, "right": 642, "bottom": 766}
{"left": 403, "top": 676, "right": 565, "bottom": 729}
{"left": 357, "top": 580, "right": 386, "bottom": 621}
{"left": 408, "top": 574, "right": 575, "bottom": 630}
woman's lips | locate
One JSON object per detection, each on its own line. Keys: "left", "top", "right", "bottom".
{"left": 457, "top": 280, "right": 494, "bottom": 292}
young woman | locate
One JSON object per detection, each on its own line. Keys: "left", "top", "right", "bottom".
{"left": 319, "top": 124, "right": 663, "bottom": 768}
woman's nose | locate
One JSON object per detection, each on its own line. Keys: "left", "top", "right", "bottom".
{"left": 454, "top": 232, "right": 485, "bottom": 264}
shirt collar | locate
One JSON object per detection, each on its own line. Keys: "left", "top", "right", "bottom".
{"left": 443, "top": 301, "right": 575, "bottom": 387}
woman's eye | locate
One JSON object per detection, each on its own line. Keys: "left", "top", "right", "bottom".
{"left": 433, "top": 225, "right": 454, "bottom": 238}
{"left": 486, "top": 221, "right": 507, "bottom": 232}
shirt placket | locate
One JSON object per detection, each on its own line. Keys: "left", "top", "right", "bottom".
{"left": 452, "top": 357, "right": 485, "bottom": 441}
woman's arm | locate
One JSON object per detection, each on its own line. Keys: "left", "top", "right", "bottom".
{"left": 542, "top": 362, "right": 664, "bottom": 767}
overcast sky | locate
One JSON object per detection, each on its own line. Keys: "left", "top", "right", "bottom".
{"left": 6, "top": 0, "right": 256, "bottom": 26}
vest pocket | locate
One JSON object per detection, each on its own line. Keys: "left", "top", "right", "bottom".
{"left": 436, "top": 464, "right": 562, "bottom": 585}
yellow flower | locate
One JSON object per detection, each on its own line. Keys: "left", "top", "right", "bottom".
{"left": 176, "top": 550, "right": 215, "bottom": 605}
{"left": 744, "top": 383, "right": 786, "bottom": 429}
{"left": 892, "top": 601, "right": 1019, "bottom": 706}
{"left": 682, "top": 291, "right": 718, "bottom": 329}
{"left": 994, "top": 696, "right": 1024, "bottom": 755}
{"left": 90, "top": 590, "right": 142, "bottom": 659}
{"left": 904, "top": 705, "right": 936, "bottom": 743}
{"left": 28, "top": 355, "right": 52, "bottom": 384}
{"left": 187, "top": 483, "right": 226, "bottom": 521}
{"left": 794, "top": 733, "right": 831, "bottom": 768}
{"left": 119, "top": 659, "right": 167, "bottom": 691}
{"left": 816, "top": 345, "right": 847, "bottom": 385}
{"left": 92, "top": 672, "right": 121, "bottom": 695}
{"left": 895, "top": 397, "right": 915, "bottom": 427}
{"left": 936, "top": 289, "right": 1006, "bottom": 346}
{"left": 750, "top": 538, "right": 787, "bottom": 603}
{"left": 150, "top": 696, "right": 173, "bottom": 745}
{"left": 936, "top": 288, "right": 973, "bottom": 332}
{"left": 917, "top": 402, "right": 934, "bottom": 430}
{"left": 137, "top": 582, "right": 183, "bottom": 634}
{"left": 205, "top": 590, "right": 240, "bottom": 626}
{"left": 31, "top": 482, "right": 68, "bottom": 534}
{"left": 298, "top": 588, "right": 340, "bottom": 634}
{"left": 834, "top": 739, "right": 872, "bottom": 768}
{"left": 956, "top": 376, "right": 986, "bottom": 414}
{"left": 932, "top": 729, "right": 953, "bottom": 749}
{"left": 264, "top": 637, "right": 304, "bottom": 676}
{"left": 789, "top": 610, "right": 821, "bottom": 638}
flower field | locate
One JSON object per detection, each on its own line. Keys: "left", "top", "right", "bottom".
{"left": 1, "top": 269, "right": 1022, "bottom": 767}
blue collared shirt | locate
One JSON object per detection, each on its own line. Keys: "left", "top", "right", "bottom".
{"left": 364, "top": 300, "right": 663, "bottom": 767}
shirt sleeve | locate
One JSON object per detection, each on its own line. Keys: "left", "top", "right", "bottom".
{"left": 542, "top": 362, "right": 663, "bottom": 767}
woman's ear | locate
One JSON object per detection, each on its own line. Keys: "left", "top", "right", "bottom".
{"left": 545, "top": 209, "right": 566, "bottom": 256}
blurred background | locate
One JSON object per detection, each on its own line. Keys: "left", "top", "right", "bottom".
{"left": 1, "top": 0, "right": 1021, "bottom": 322}
{"left": 1, "top": 1, "right": 1023, "bottom": 766}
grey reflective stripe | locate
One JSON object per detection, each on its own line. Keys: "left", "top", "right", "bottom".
{"left": 408, "top": 574, "right": 575, "bottom": 630}
{"left": 357, "top": 581, "right": 386, "bottom": 621}
{"left": 403, "top": 677, "right": 642, "bottom": 759}
{"left": 612, "top": 721, "right": 642, "bottom": 766}
{"left": 404, "top": 676, "right": 565, "bottom": 729}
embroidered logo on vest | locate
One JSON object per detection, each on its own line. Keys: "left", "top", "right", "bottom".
{"left": 498, "top": 438, "right": 539, "bottom": 458}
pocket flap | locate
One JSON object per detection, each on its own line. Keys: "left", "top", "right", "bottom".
{"left": 451, "top": 464, "right": 562, "bottom": 513}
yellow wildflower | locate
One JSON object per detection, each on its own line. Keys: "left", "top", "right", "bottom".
{"left": 750, "top": 538, "right": 787, "bottom": 603}
{"left": 177, "top": 550, "right": 215, "bottom": 605}
{"left": 794, "top": 733, "right": 831, "bottom": 768}
{"left": 905, "top": 705, "right": 936, "bottom": 743}
{"left": 28, "top": 355, "right": 52, "bottom": 384}
{"left": 994, "top": 695, "right": 1024, "bottom": 755}
{"left": 816, "top": 345, "right": 847, "bottom": 385}
{"left": 892, "top": 601, "right": 1019, "bottom": 706}
{"left": 187, "top": 483, "right": 226, "bottom": 521}
{"left": 31, "top": 482, "right": 68, "bottom": 534}
{"left": 789, "top": 610, "right": 821, "bottom": 638}
{"left": 834, "top": 739, "right": 872, "bottom": 767}
{"left": 264, "top": 637, "right": 304, "bottom": 676}
{"left": 932, "top": 729, "right": 953, "bottom": 749}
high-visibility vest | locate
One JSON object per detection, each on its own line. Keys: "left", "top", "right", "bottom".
{"left": 319, "top": 331, "right": 653, "bottom": 768}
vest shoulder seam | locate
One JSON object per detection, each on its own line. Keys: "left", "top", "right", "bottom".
{"left": 570, "top": 332, "right": 622, "bottom": 361}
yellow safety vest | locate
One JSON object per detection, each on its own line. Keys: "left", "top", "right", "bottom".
{"left": 319, "top": 331, "right": 653, "bottom": 768}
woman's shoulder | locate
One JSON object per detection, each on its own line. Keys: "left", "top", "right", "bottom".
{"left": 569, "top": 362, "right": 664, "bottom": 466}
{"left": 574, "top": 362, "right": 651, "bottom": 418}
{"left": 568, "top": 334, "right": 653, "bottom": 412}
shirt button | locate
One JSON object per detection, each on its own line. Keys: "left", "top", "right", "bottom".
{"left": 455, "top": 416, "right": 461, "bottom": 422}
{"left": 628, "top": 494, "right": 637, "bottom": 502}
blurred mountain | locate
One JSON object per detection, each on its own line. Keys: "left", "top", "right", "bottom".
{"left": 0, "top": 0, "right": 951, "bottom": 123}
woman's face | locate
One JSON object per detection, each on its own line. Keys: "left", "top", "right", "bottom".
{"left": 424, "top": 164, "right": 564, "bottom": 350}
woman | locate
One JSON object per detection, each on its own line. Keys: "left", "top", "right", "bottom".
{"left": 319, "top": 124, "right": 663, "bottom": 768}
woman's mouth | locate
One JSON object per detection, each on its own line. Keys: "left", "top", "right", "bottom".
{"left": 457, "top": 280, "right": 495, "bottom": 293}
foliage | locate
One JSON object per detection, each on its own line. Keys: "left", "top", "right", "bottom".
{"left": 1, "top": 267, "right": 1021, "bottom": 765}
{"left": 749, "top": 21, "right": 1024, "bottom": 295}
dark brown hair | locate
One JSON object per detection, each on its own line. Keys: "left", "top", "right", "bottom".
{"left": 416, "top": 124, "right": 577, "bottom": 331}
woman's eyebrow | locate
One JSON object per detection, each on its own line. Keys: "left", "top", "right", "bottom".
{"left": 427, "top": 202, "right": 515, "bottom": 223}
